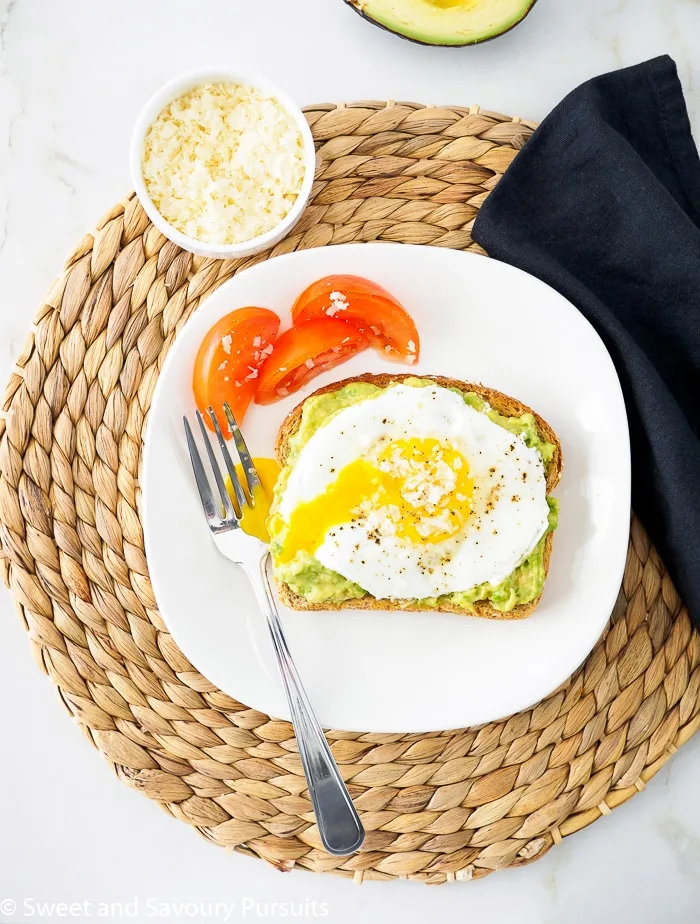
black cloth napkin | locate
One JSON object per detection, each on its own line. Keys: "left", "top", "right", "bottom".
{"left": 473, "top": 56, "right": 700, "bottom": 629}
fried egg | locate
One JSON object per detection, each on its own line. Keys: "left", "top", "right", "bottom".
{"left": 276, "top": 383, "right": 551, "bottom": 600}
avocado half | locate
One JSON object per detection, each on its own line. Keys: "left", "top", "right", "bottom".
{"left": 345, "top": 0, "right": 538, "bottom": 46}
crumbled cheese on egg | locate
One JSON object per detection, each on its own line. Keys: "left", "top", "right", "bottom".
{"left": 142, "top": 83, "right": 306, "bottom": 245}
{"left": 414, "top": 510, "right": 453, "bottom": 538}
{"left": 403, "top": 461, "right": 457, "bottom": 509}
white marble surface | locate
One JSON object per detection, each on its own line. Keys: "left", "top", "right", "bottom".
{"left": 1, "top": 0, "right": 700, "bottom": 921}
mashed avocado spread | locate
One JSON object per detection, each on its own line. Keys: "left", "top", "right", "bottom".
{"left": 270, "top": 378, "right": 558, "bottom": 613}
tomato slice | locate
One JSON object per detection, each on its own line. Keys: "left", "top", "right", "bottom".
{"left": 256, "top": 318, "right": 369, "bottom": 404}
{"left": 193, "top": 307, "right": 280, "bottom": 429}
{"left": 291, "top": 274, "right": 419, "bottom": 364}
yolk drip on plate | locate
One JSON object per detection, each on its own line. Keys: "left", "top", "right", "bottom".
{"left": 277, "top": 438, "right": 473, "bottom": 562}
{"left": 226, "top": 457, "right": 281, "bottom": 542}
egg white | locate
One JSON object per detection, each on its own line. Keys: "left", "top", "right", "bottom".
{"left": 280, "top": 384, "right": 551, "bottom": 600}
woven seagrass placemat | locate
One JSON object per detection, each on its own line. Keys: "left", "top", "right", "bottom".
{"left": 1, "top": 102, "right": 698, "bottom": 885}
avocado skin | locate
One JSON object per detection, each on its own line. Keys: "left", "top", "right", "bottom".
{"left": 343, "top": 0, "right": 538, "bottom": 47}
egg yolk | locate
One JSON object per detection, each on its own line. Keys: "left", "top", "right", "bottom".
{"left": 278, "top": 438, "right": 473, "bottom": 563}
{"left": 226, "top": 457, "right": 281, "bottom": 543}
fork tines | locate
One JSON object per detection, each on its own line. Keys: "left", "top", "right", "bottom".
{"left": 183, "top": 403, "right": 256, "bottom": 531}
{"left": 224, "top": 404, "right": 262, "bottom": 502}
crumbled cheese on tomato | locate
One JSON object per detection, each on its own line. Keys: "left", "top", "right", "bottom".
{"left": 221, "top": 335, "right": 232, "bottom": 354}
{"left": 325, "top": 291, "right": 349, "bottom": 317}
{"left": 142, "top": 83, "right": 306, "bottom": 245}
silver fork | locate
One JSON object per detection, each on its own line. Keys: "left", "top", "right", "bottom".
{"left": 183, "top": 403, "right": 365, "bottom": 857}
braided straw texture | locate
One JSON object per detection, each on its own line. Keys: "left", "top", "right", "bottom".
{"left": 1, "top": 102, "right": 698, "bottom": 885}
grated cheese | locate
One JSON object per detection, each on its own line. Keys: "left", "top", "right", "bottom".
{"left": 142, "top": 83, "right": 306, "bottom": 245}
{"left": 325, "top": 291, "right": 349, "bottom": 317}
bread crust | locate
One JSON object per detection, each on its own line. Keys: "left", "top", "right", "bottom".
{"left": 273, "top": 374, "right": 562, "bottom": 620}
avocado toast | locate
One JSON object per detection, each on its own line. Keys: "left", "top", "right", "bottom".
{"left": 270, "top": 374, "right": 562, "bottom": 619}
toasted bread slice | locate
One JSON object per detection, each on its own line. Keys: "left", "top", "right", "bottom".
{"left": 274, "top": 374, "right": 562, "bottom": 620}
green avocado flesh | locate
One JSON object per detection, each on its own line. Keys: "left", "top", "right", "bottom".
{"left": 270, "top": 378, "right": 558, "bottom": 613}
{"left": 349, "top": 0, "right": 536, "bottom": 46}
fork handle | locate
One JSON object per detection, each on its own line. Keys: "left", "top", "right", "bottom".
{"left": 248, "top": 554, "right": 365, "bottom": 857}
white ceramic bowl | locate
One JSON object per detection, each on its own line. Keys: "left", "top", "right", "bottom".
{"left": 130, "top": 68, "right": 316, "bottom": 259}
